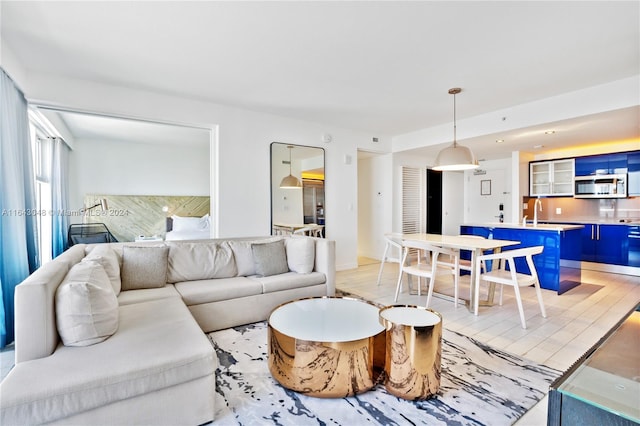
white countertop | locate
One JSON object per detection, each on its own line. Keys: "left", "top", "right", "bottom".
{"left": 464, "top": 222, "right": 584, "bottom": 231}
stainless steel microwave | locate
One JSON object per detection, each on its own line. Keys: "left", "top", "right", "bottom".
{"left": 574, "top": 174, "right": 627, "bottom": 198}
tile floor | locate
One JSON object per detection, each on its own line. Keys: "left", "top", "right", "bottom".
{"left": 340, "top": 258, "right": 640, "bottom": 425}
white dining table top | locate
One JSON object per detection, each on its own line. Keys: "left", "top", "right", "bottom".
{"left": 402, "top": 233, "right": 520, "bottom": 251}
{"left": 272, "top": 223, "right": 306, "bottom": 230}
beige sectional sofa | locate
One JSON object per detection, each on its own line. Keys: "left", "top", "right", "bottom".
{"left": 0, "top": 236, "right": 335, "bottom": 425}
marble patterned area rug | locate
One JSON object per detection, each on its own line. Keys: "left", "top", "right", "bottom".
{"left": 209, "top": 322, "right": 561, "bottom": 426}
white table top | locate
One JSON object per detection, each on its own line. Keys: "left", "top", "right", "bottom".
{"left": 402, "top": 233, "right": 519, "bottom": 251}
{"left": 269, "top": 297, "right": 383, "bottom": 342}
{"left": 379, "top": 306, "right": 441, "bottom": 327}
{"left": 273, "top": 223, "right": 306, "bottom": 230}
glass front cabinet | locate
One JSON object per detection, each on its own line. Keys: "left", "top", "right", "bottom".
{"left": 530, "top": 159, "right": 575, "bottom": 196}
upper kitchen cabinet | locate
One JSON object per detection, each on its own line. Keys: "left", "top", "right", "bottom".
{"left": 574, "top": 153, "right": 628, "bottom": 176}
{"left": 530, "top": 159, "right": 575, "bottom": 196}
{"left": 628, "top": 151, "right": 640, "bottom": 196}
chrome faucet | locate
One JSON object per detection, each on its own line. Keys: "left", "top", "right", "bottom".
{"left": 533, "top": 198, "right": 543, "bottom": 227}
{"left": 522, "top": 215, "right": 528, "bottom": 226}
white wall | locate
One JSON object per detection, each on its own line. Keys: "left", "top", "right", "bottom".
{"left": 12, "top": 70, "right": 392, "bottom": 270}
{"left": 357, "top": 153, "right": 393, "bottom": 260}
{"left": 463, "top": 158, "right": 513, "bottom": 224}
{"left": 69, "top": 138, "right": 209, "bottom": 210}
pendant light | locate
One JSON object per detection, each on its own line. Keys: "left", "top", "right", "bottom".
{"left": 433, "top": 88, "right": 479, "bottom": 171}
{"left": 280, "top": 145, "right": 302, "bottom": 188}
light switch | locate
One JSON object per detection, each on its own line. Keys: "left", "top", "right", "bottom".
{"left": 556, "top": 208, "right": 562, "bottom": 215}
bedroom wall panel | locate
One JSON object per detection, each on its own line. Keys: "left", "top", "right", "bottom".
{"left": 84, "top": 194, "right": 210, "bottom": 242}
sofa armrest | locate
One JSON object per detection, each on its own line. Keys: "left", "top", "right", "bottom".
{"left": 313, "top": 238, "right": 336, "bottom": 296}
{"left": 14, "top": 244, "right": 87, "bottom": 363}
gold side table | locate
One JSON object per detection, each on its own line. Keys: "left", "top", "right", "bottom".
{"left": 379, "top": 305, "right": 442, "bottom": 400}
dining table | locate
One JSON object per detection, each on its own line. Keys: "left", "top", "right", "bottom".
{"left": 401, "top": 233, "right": 520, "bottom": 312}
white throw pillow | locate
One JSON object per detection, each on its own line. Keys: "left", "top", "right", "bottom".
{"left": 83, "top": 245, "right": 121, "bottom": 295}
{"left": 172, "top": 214, "right": 209, "bottom": 232}
{"left": 56, "top": 261, "right": 119, "bottom": 347}
{"left": 285, "top": 237, "right": 315, "bottom": 274}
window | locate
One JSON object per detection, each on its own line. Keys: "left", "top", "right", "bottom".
{"left": 28, "top": 121, "right": 53, "bottom": 263}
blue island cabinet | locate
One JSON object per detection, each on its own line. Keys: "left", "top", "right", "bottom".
{"left": 461, "top": 225, "right": 582, "bottom": 294}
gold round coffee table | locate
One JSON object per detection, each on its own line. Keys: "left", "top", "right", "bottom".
{"left": 267, "top": 297, "right": 385, "bottom": 398}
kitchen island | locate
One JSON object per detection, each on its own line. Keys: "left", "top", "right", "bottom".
{"left": 461, "top": 223, "right": 584, "bottom": 294}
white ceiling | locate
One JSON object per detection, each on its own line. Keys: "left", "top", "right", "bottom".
{"left": 48, "top": 109, "right": 210, "bottom": 146}
{"left": 2, "top": 1, "right": 639, "bottom": 158}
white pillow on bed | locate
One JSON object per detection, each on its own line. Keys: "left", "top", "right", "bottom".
{"left": 172, "top": 214, "right": 209, "bottom": 232}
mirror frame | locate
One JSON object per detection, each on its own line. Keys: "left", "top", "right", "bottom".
{"left": 270, "top": 142, "right": 325, "bottom": 236}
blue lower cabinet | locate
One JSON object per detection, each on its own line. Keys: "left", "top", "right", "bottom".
{"left": 628, "top": 226, "right": 640, "bottom": 268}
{"left": 580, "top": 224, "right": 629, "bottom": 266}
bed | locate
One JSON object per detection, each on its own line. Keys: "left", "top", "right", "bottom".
{"left": 165, "top": 214, "right": 211, "bottom": 240}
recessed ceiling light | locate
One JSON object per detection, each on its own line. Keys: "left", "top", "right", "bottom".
{"left": 496, "top": 139, "right": 504, "bottom": 143}
{"left": 533, "top": 144, "right": 544, "bottom": 149}
{"left": 544, "top": 130, "right": 555, "bottom": 135}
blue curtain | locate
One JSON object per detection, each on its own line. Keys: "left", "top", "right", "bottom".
{"left": 51, "top": 137, "right": 70, "bottom": 257}
{"left": 0, "top": 68, "right": 40, "bottom": 348}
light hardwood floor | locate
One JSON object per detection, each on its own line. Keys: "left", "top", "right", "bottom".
{"left": 338, "top": 259, "right": 640, "bottom": 425}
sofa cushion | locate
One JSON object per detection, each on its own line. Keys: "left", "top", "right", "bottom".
{"left": 117, "top": 284, "right": 181, "bottom": 306}
{"left": 174, "top": 277, "right": 262, "bottom": 305}
{"left": 121, "top": 245, "right": 169, "bottom": 290}
{"left": 83, "top": 244, "right": 121, "bottom": 295}
{"left": 285, "top": 237, "right": 315, "bottom": 274}
{"left": 55, "top": 261, "right": 119, "bottom": 347}
{"left": 0, "top": 297, "right": 216, "bottom": 425}
{"left": 252, "top": 240, "right": 289, "bottom": 277}
{"left": 228, "top": 237, "right": 281, "bottom": 277}
{"left": 167, "top": 241, "right": 237, "bottom": 283}
{"left": 251, "top": 271, "right": 327, "bottom": 293}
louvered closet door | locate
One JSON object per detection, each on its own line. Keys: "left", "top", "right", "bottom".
{"left": 402, "top": 166, "right": 424, "bottom": 234}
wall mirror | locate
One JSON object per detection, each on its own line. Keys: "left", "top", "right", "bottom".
{"left": 270, "top": 142, "right": 325, "bottom": 236}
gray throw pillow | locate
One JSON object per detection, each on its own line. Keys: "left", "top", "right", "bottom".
{"left": 121, "top": 246, "right": 169, "bottom": 290}
{"left": 252, "top": 240, "right": 289, "bottom": 277}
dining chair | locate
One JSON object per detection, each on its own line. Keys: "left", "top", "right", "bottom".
{"left": 395, "top": 239, "right": 460, "bottom": 308}
{"left": 457, "top": 235, "right": 488, "bottom": 275}
{"left": 310, "top": 224, "right": 324, "bottom": 238}
{"left": 293, "top": 225, "right": 313, "bottom": 236}
{"left": 473, "top": 245, "right": 546, "bottom": 329}
{"left": 376, "top": 233, "right": 404, "bottom": 286}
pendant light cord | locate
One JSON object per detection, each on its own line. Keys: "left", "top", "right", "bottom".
{"left": 452, "top": 91, "right": 457, "bottom": 148}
